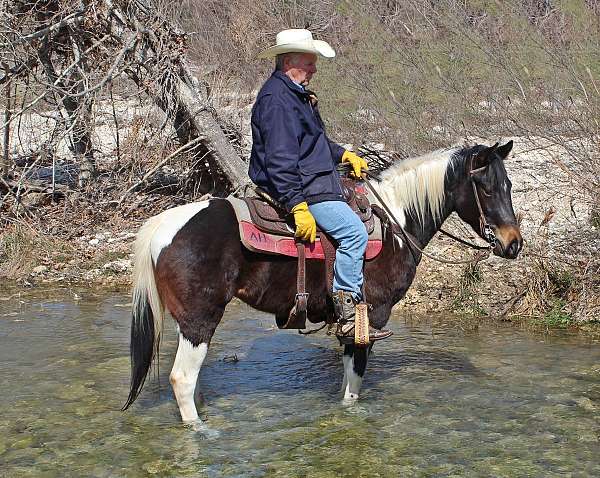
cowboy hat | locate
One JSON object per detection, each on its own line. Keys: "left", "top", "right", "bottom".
{"left": 257, "top": 29, "right": 335, "bottom": 59}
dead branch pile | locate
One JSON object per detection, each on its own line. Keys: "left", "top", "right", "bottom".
{"left": 1, "top": 0, "right": 249, "bottom": 217}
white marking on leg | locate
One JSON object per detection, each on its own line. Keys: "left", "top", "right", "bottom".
{"left": 170, "top": 334, "right": 208, "bottom": 423}
{"left": 341, "top": 353, "right": 350, "bottom": 393}
{"left": 343, "top": 355, "right": 363, "bottom": 401}
{"left": 150, "top": 201, "right": 210, "bottom": 262}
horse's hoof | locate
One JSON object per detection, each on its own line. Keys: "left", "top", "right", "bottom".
{"left": 184, "top": 419, "right": 220, "bottom": 439}
{"left": 342, "top": 393, "right": 359, "bottom": 406}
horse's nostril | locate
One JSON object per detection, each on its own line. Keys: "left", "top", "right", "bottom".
{"left": 507, "top": 239, "right": 520, "bottom": 257}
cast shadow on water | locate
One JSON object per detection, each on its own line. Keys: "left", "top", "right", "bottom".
{"left": 136, "top": 330, "right": 481, "bottom": 412}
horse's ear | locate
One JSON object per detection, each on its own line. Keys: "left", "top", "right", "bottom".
{"left": 471, "top": 143, "right": 498, "bottom": 172}
{"left": 496, "top": 140, "right": 513, "bottom": 160}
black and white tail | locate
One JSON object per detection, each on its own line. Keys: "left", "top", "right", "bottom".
{"left": 122, "top": 214, "right": 166, "bottom": 410}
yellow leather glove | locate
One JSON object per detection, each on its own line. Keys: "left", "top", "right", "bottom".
{"left": 291, "top": 201, "right": 317, "bottom": 243}
{"left": 342, "top": 150, "right": 368, "bottom": 178}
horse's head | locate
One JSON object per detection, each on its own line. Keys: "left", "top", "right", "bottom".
{"left": 453, "top": 141, "right": 523, "bottom": 259}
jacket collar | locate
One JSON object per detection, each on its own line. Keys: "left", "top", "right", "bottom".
{"left": 273, "top": 71, "right": 310, "bottom": 95}
{"left": 272, "top": 70, "right": 318, "bottom": 104}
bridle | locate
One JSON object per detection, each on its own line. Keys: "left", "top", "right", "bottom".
{"left": 467, "top": 152, "right": 498, "bottom": 250}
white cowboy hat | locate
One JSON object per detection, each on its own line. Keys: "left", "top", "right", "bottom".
{"left": 257, "top": 29, "right": 335, "bottom": 59}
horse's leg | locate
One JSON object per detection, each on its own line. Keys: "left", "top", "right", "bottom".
{"left": 341, "top": 349, "right": 350, "bottom": 393}
{"left": 342, "top": 344, "right": 370, "bottom": 401}
{"left": 167, "top": 299, "right": 226, "bottom": 423}
{"left": 170, "top": 332, "right": 209, "bottom": 423}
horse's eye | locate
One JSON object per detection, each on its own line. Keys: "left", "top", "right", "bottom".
{"left": 474, "top": 177, "right": 493, "bottom": 197}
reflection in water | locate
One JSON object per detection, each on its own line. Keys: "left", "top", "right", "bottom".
{"left": 0, "top": 288, "right": 599, "bottom": 477}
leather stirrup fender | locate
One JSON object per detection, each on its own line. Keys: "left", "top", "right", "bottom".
{"left": 280, "top": 241, "right": 308, "bottom": 329}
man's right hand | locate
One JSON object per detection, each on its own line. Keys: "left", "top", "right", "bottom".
{"left": 291, "top": 202, "right": 316, "bottom": 243}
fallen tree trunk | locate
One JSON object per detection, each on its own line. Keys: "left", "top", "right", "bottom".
{"left": 131, "top": 58, "right": 250, "bottom": 195}
{"left": 4, "top": 0, "right": 251, "bottom": 196}
{"left": 107, "top": 0, "right": 250, "bottom": 195}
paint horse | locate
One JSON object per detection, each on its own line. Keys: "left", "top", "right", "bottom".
{"left": 122, "top": 141, "right": 522, "bottom": 423}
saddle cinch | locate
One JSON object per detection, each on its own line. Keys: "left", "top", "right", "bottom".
{"left": 227, "top": 178, "right": 385, "bottom": 330}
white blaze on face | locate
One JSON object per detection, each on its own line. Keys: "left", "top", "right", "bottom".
{"left": 150, "top": 201, "right": 210, "bottom": 263}
{"left": 170, "top": 334, "right": 208, "bottom": 423}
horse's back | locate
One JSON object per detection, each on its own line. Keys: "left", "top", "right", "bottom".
{"left": 149, "top": 199, "right": 236, "bottom": 262}
{"left": 149, "top": 199, "right": 242, "bottom": 305}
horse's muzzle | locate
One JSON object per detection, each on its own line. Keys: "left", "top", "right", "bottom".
{"left": 493, "top": 225, "right": 523, "bottom": 259}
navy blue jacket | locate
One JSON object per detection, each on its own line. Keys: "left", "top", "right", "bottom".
{"left": 249, "top": 71, "right": 346, "bottom": 211}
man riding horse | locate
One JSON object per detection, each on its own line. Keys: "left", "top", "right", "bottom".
{"left": 249, "top": 29, "right": 392, "bottom": 343}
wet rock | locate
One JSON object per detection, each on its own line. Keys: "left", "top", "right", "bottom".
{"left": 574, "top": 397, "right": 597, "bottom": 412}
{"left": 143, "top": 459, "right": 172, "bottom": 475}
{"left": 10, "top": 435, "right": 34, "bottom": 449}
{"left": 54, "top": 383, "right": 98, "bottom": 401}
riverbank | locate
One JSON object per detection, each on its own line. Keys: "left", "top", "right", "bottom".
{"left": 1, "top": 135, "right": 598, "bottom": 331}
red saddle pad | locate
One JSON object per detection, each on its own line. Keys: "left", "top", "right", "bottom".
{"left": 240, "top": 221, "right": 383, "bottom": 259}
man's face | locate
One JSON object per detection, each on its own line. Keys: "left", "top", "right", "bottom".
{"left": 285, "top": 53, "right": 318, "bottom": 86}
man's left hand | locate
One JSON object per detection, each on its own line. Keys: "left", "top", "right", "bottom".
{"left": 342, "top": 150, "right": 368, "bottom": 178}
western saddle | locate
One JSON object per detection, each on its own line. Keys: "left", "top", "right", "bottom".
{"left": 228, "top": 177, "right": 385, "bottom": 335}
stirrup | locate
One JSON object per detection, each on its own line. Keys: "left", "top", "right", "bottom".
{"left": 335, "top": 322, "right": 393, "bottom": 345}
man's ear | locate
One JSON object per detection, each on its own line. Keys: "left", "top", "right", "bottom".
{"left": 496, "top": 140, "right": 513, "bottom": 160}
{"left": 471, "top": 143, "right": 498, "bottom": 173}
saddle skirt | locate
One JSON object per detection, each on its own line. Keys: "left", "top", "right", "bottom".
{"left": 227, "top": 180, "right": 384, "bottom": 260}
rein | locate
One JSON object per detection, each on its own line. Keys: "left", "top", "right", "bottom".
{"left": 361, "top": 157, "right": 496, "bottom": 265}
{"left": 467, "top": 154, "right": 498, "bottom": 250}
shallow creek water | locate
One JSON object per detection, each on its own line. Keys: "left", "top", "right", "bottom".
{"left": 1, "top": 287, "right": 599, "bottom": 477}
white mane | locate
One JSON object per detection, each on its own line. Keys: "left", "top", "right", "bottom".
{"left": 374, "top": 148, "right": 459, "bottom": 227}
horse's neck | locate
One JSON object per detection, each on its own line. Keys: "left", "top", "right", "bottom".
{"left": 372, "top": 179, "right": 454, "bottom": 248}
{"left": 410, "top": 200, "right": 454, "bottom": 247}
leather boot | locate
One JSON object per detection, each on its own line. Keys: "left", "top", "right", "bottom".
{"left": 332, "top": 291, "right": 393, "bottom": 344}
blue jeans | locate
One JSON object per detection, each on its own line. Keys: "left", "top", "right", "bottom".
{"left": 309, "top": 201, "right": 368, "bottom": 301}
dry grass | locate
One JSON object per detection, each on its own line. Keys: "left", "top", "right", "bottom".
{"left": 0, "top": 225, "right": 75, "bottom": 279}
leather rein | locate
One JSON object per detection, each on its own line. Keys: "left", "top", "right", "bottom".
{"left": 360, "top": 154, "right": 497, "bottom": 265}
